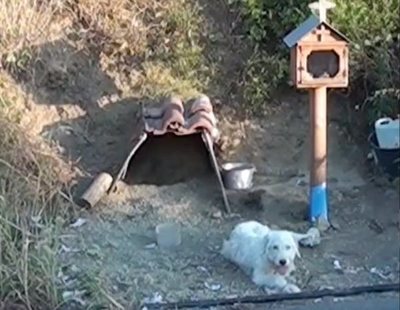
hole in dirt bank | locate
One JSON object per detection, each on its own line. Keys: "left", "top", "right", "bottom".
{"left": 123, "top": 133, "right": 214, "bottom": 186}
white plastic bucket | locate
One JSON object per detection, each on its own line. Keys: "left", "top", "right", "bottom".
{"left": 374, "top": 117, "right": 400, "bottom": 149}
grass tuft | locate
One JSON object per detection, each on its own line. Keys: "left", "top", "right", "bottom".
{"left": 0, "top": 113, "right": 73, "bottom": 308}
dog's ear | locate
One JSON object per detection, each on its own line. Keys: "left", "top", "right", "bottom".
{"left": 262, "top": 234, "right": 270, "bottom": 254}
{"left": 290, "top": 234, "right": 301, "bottom": 258}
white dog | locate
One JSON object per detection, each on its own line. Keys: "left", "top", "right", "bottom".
{"left": 221, "top": 221, "right": 311, "bottom": 294}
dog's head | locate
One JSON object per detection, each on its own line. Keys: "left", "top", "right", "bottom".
{"left": 263, "top": 230, "right": 300, "bottom": 276}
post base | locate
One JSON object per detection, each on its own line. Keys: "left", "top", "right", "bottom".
{"left": 309, "top": 182, "right": 328, "bottom": 223}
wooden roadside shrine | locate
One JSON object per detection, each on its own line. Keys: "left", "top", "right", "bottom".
{"left": 283, "top": 0, "right": 349, "bottom": 226}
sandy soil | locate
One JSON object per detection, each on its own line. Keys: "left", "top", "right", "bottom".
{"left": 55, "top": 98, "right": 399, "bottom": 308}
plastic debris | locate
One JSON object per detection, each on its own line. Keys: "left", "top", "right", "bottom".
{"left": 204, "top": 282, "right": 221, "bottom": 291}
{"left": 333, "top": 259, "right": 342, "bottom": 271}
{"left": 70, "top": 218, "right": 87, "bottom": 228}
{"left": 144, "top": 243, "right": 157, "bottom": 249}
{"left": 59, "top": 244, "right": 80, "bottom": 254}
{"left": 370, "top": 267, "right": 392, "bottom": 280}
{"left": 62, "top": 290, "right": 86, "bottom": 306}
{"left": 143, "top": 292, "right": 163, "bottom": 304}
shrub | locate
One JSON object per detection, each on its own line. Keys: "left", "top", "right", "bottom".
{"left": 231, "top": 0, "right": 400, "bottom": 123}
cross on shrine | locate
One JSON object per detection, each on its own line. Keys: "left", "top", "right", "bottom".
{"left": 308, "top": 0, "right": 336, "bottom": 22}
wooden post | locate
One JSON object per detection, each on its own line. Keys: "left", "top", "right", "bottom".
{"left": 309, "top": 86, "right": 328, "bottom": 223}
{"left": 283, "top": 0, "right": 349, "bottom": 227}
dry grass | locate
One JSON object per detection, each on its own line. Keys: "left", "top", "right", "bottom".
{"left": 0, "top": 0, "right": 66, "bottom": 54}
{"left": 0, "top": 113, "right": 74, "bottom": 308}
{"left": 1, "top": 0, "right": 211, "bottom": 97}
{"left": 62, "top": 0, "right": 210, "bottom": 97}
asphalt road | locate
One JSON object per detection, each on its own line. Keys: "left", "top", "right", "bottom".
{"left": 273, "top": 295, "right": 400, "bottom": 310}
{"left": 197, "top": 293, "right": 400, "bottom": 310}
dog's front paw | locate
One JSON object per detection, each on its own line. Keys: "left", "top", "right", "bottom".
{"left": 283, "top": 283, "right": 301, "bottom": 294}
{"left": 263, "top": 287, "right": 278, "bottom": 294}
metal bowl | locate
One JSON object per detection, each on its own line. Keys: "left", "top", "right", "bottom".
{"left": 221, "top": 162, "right": 256, "bottom": 190}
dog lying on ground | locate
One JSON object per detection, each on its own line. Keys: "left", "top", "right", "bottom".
{"left": 221, "top": 221, "right": 317, "bottom": 294}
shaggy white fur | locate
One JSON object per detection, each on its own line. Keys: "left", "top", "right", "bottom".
{"left": 221, "top": 221, "right": 306, "bottom": 294}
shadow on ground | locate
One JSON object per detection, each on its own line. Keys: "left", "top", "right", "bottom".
{"left": 3, "top": 38, "right": 221, "bottom": 199}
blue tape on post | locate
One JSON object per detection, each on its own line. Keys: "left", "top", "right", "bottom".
{"left": 310, "top": 182, "right": 328, "bottom": 222}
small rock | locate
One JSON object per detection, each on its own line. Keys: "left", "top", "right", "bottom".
{"left": 316, "top": 218, "right": 331, "bottom": 232}
{"left": 70, "top": 218, "right": 87, "bottom": 228}
{"left": 333, "top": 260, "right": 343, "bottom": 273}
{"left": 333, "top": 297, "right": 345, "bottom": 302}
{"left": 62, "top": 291, "right": 74, "bottom": 301}
{"left": 352, "top": 186, "right": 360, "bottom": 193}
{"left": 59, "top": 244, "right": 80, "bottom": 254}
{"left": 329, "top": 218, "right": 341, "bottom": 230}
{"left": 109, "top": 93, "right": 120, "bottom": 103}
{"left": 370, "top": 267, "right": 392, "bottom": 280}
{"left": 231, "top": 138, "right": 241, "bottom": 148}
{"left": 86, "top": 246, "right": 103, "bottom": 259}
{"left": 296, "top": 179, "right": 307, "bottom": 187}
{"left": 346, "top": 266, "right": 362, "bottom": 274}
{"left": 143, "top": 292, "right": 163, "bottom": 304}
{"left": 318, "top": 285, "right": 335, "bottom": 291}
{"left": 211, "top": 211, "right": 223, "bottom": 219}
{"left": 197, "top": 266, "right": 210, "bottom": 275}
{"left": 205, "top": 282, "right": 221, "bottom": 291}
{"left": 62, "top": 290, "right": 86, "bottom": 305}
{"left": 225, "top": 294, "right": 238, "bottom": 299}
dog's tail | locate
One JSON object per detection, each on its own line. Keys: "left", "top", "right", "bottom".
{"left": 220, "top": 239, "right": 232, "bottom": 260}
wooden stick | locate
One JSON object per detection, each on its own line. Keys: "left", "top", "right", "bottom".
{"left": 202, "top": 131, "right": 231, "bottom": 213}
{"left": 79, "top": 172, "right": 113, "bottom": 208}
{"left": 108, "top": 133, "right": 148, "bottom": 193}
